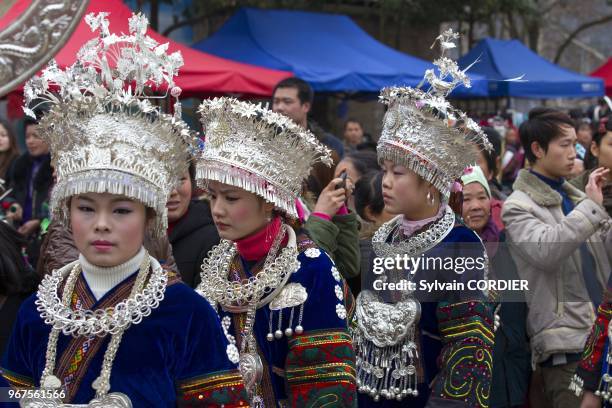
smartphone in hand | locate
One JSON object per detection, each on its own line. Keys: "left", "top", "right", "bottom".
{"left": 335, "top": 170, "right": 348, "bottom": 190}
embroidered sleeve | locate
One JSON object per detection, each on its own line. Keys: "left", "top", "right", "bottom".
{"left": 0, "top": 367, "right": 35, "bottom": 390}
{"left": 571, "top": 300, "right": 612, "bottom": 395}
{"left": 281, "top": 242, "right": 357, "bottom": 406}
{"left": 177, "top": 369, "right": 247, "bottom": 407}
{"left": 176, "top": 288, "right": 248, "bottom": 407}
{"left": 1, "top": 297, "right": 38, "bottom": 391}
{"left": 286, "top": 330, "right": 357, "bottom": 407}
{"left": 429, "top": 300, "right": 494, "bottom": 408}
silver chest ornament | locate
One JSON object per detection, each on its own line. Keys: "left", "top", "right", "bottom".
{"left": 20, "top": 375, "right": 132, "bottom": 408}
{"left": 266, "top": 282, "right": 308, "bottom": 341}
{"left": 20, "top": 394, "right": 132, "bottom": 408}
{"left": 238, "top": 330, "right": 265, "bottom": 408}
{"left": 355, "top": 209, "right": 454, "bottom": 402}
{"left": 352, "top": 290, "right": 421, "bottom": 402}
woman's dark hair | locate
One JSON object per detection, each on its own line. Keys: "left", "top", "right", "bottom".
{"left": 343, "top": 151, "right": 379, "bottom": 180}
{"left": 188, "top": 161, "right": 196, "bottom": 184}
{"left": 22, "top": 103, "right": 49, "bottom": 128}
{"left": 187, "top": 161, "right": 199, "bottom": 196}
{"left": 354, "top": 170, "right": 384, "bottom": 222}
{"left": 585, "top": 114, "right": 612, "bottom": 170}
{"left": 519, "top": 107, "right": 575, "bottom": 164}
{"left": 0, "top": 222, "right": 38, "bottom": 296}
{"left": 0, "top": 119, "right": 20, "bottom": 178}
{"left": 480, "top": 127, "right": 502, "bottom": 177}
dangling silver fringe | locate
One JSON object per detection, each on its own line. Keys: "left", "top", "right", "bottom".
{"left": 51, "top": 169, "right": 168, "bottom": 237}
{"left": 587, "top": 348, "right": 612, "bottom": 402}
{"left": 377, "top": 142, "right": 452, "bottom": 199}
{"left": 569, "top": 374, "right": 584, "bottom": 397}
{"left": 266, "top": 305, "right": 303, "bottom": 341}
{"left": 197, "top": 161, "right": 297, "bottom": 218}
{"left": 352, "top": 326, "right": 420, "bottom": 402}
{"left": 569, "top": 349, "right": 612, "bottom": 401}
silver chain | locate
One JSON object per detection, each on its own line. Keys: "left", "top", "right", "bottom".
{"left": 196, "top": 224, "right": 300, "bottom": 312}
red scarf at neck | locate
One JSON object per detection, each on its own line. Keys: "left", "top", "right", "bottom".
{"left": 235, "top": 216, "right": 288, "bottom": 261}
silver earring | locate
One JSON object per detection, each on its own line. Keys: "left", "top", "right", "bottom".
{"left": 266, "top": 213, "right": 274, "bottom": 242}
{"left": 427, "top": 191, "right": 435, "bottom": 206}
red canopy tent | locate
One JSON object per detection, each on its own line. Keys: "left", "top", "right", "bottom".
{"left": 591, "top": 58, "right": 612, "bottom": 96}
{"left": 0, "top": 0, "right": 292, "bottom": 98}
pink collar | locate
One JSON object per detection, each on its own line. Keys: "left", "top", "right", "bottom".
{"left": 235, "top": 216, "right": 288, "bottom": 261}
{"left": 400, "top": 205, "right": 445, "bottom": 237}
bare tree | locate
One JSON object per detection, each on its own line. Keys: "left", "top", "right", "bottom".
{"left": 553, "top": 13, "right": 612, "bottom": 62}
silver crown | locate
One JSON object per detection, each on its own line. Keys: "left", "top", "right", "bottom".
{"left": 23, "top": 12, "right": 198, "bottom": 237}
{"left": 197, "top": 97, "right": 332, "bottom": 217}
{"left": 377, "top": 29, "right": 492, "bottom": 199}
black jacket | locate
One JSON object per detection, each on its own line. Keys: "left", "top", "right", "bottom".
{"left": 7, "top": 153, "right": 53, "bottom": 221}
{"left": 168, "top": 199, "right": 220, "bottom": 288}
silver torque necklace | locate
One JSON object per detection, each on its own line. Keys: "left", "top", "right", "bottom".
{"left": 23, "top": 253, "right": 166, "bottom": 408}
{"left": 372, "top": 205, "right": 455, "bottom": 259}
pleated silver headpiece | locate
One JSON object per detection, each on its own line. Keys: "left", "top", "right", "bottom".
{"left": 23, "top": 12, "right": 198, "bottom": 237}
{"left": 377, "top": 29, "right": 492, "bottom": 199}
{"left": 197, "top": 97, "right": 333, "bottom": 217}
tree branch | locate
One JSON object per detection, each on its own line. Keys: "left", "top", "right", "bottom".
{"left": 548, "top": 20, "right": 606, "bottom": 61}
{"left": 554, "top": 13, "right": 612, "bottom": 63}
{"left": 539, "top": 0, "right": 562, "bottom": 16}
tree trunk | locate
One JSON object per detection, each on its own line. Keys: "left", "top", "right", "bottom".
{"left": 150, "top": 0, "right": 159, "bottom": 31}
{"left": 378, "top": 10, "right": 386, "bottom": 45}
{"left": 394, "top": 2, "right": 406, "bottom": 50}
{"left": 467, "top": 11, "right": 475, "bottom": 50}
{"left": 487, "top": 13, "right": 497, "bottom": 38}
{"left": 505, "top": 10, "right": 521, "bottom": 40}
{"left": 526, "top": 19, "right": 540, "bottom": 51}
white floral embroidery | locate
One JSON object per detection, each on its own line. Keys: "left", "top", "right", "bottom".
{"left": 336, "top": 304, "right": 347, "bottom": 320}
{"left": 335, "top": 285, "right": 343, "bottom": 301}
{"left": 226, "top": 344, "right": 239, "bottom": 364}
{"left": 304, "top": 248, "right": 321, "bottom": 258}
{"left": 331, "top": 266, "right": 341, "bottom": 282}
{"left": 221, "top": 316, "right": 239, "bottom": 363}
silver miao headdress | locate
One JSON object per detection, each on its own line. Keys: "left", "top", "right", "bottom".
{"left": 377, "top": 29, "right": 492, "bottom": 199}
{"left": 24, "top": 12, "right": 198, "bottom": 237}
{"left": 197, "top": 97, "right": 333, "bottom": 217}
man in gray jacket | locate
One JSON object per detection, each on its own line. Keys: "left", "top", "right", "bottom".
{"left": 502, "top": 107, "right": 612, "bottom": 408}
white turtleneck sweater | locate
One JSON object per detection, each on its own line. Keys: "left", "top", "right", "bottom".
{"left": 80, "top": 247, "right": 146, "bottom": 300}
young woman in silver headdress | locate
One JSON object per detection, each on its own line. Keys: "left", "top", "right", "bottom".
{"left": 352, "top": 30, "right": 495, "bottom": 408}
{"left": 0, "top": 13, "right": 245, "bottom": 407}
{"left": 195, "top": 97, "right": 357, "bottom": 407}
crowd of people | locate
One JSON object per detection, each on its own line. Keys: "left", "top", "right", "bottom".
{"left": 0, "top": 13, "right": 611, "bottom": 408}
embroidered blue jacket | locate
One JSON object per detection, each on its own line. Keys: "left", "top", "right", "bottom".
{"left": 218, "top": 234, "right": 357, "bottom": 407}
{"left": 1, "top": 268, "right": 246, "bottom": 407}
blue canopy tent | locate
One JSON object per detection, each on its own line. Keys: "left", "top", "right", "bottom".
{"left": 458, "top": 37, "right": 604, "bottom": 99}
{"left": 193, "top": 7, "right": 488, "bottom": 97}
